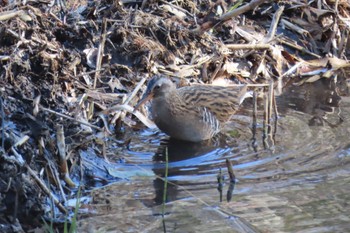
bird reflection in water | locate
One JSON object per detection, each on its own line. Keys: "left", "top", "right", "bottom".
{"left": 152, "top": 137, "right": 236, "bottom": 205}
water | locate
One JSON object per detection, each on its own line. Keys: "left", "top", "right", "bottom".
{"left": 78, "top": 77, "right": 350, "bottom": 232}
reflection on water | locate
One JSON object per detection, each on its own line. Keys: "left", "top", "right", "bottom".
{"left": 278, "top": 78, "right": 343, "bottom": 127}
{"left": 78, "top": 76, "right": 350, "bottom": 232}
{"left": 152, "top": 138, "right": 237, "bottom": 205}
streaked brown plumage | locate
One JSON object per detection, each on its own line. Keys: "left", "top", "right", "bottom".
{"left": 135, "top": 76, "right": 248, "bottom": 142}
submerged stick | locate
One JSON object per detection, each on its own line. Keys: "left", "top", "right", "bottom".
{"left": 225, "top": 159, "right": 236, "bottom": 202}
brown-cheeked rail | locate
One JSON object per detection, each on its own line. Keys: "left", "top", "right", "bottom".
{"left": 134, "top": 76, "right": 249, "bottom": 142}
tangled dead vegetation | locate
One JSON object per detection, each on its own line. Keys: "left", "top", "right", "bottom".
{"left": 0, "top": 0, "right": 350, "bottom": 231}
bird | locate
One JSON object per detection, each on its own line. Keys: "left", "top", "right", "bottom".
{"left": 134, "top": 76, "right": 248, "bottom": 142}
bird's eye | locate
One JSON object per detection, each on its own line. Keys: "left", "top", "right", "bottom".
{"left": 154, "top": 85, "right": 161, "bottom": 90}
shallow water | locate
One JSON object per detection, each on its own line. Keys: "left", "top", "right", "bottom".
{"left": 78, "top": 78, "right": 350, "bottom": 232}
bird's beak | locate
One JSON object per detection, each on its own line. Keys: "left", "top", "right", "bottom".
{"left": 133, "top": 92, "right": 154, "bottom": 112}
